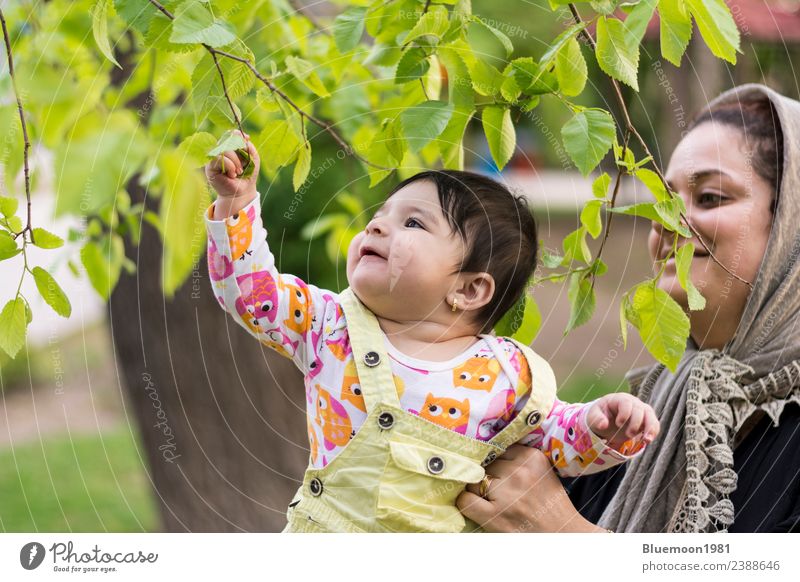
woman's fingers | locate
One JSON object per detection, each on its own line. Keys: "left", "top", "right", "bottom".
{"left": 456, "top": 490, "right": 499, "bottom": 528}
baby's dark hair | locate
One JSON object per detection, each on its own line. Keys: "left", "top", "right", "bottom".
{"left": 688, "top": 96, "right": 784, "bottom": 210}
{"left": 387, "top": 170, "right": 538, "bottom": 333}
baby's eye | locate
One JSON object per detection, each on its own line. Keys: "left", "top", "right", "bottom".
{"left": 404, "top": 217, "right": 424, "bottom": 229}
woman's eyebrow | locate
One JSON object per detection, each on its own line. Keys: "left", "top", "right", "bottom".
{"left": 687, "top": 169, "right": 733, "bottom": 186}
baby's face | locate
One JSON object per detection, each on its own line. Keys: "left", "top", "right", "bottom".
{"left": 346, "top": 180, "right": 466, "bottom": 322}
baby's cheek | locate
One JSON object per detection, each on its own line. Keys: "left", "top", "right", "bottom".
{"left": 388, "top": 233, "right": 414, "bottom": 286}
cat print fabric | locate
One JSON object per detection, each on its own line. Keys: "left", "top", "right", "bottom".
{"left": 206, "top": 196, "right": 644, "bottom": 472}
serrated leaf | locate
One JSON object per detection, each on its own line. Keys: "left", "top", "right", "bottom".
{"left": 0, "top": 231, "right": 20, "bottom": 260}
{"left": 0, "top": 298, "right": 27, "bottom": 358}
{"left": 285, "top": 56, "right": 330, "bottom": 98}
{"left": 686, "top": 0, "right": 740, "bottom": 64}
{"left": 561, "top": 109, "right": 616, "bottom": 176}
{"left": 629, "top": 282, "right": 690, "bottom": 371}
{"left": 659, "top": 0, "right": 693, "bottom": 66}
{"left": 581, "top": 199, "right": 604, "bottom": 239}
{"left": 400, "top": 100, "right": 454, "bottom": 153}
{"left": 255, "top": 117, "right": 302, "bottom": 175}
{"left": 208, "top": 130, "right": 246, "bottom": 157}
{"left": 178, "top": 132, "right": 217, "bottom": 166}
{"left": 333, "top": 6, "right": 367, "bottom": 53}
{"left": 293, "top": 142, "right": 311, "bottom": 191}
{"left": 635, "top": 167, "right": 669, "bottom": 202}
{"left": 114, "top": 0, "right": 156, "bottom": 35}
{"left": 170, "top": 0, "right": 236, "bottom": 47}
{"left": 592, "top": 173, "right": 611, "bottom": 199}
{"left": 32, "top": 267, "right": 71, "bottom": 318}
{"left": 395, "top": 47, "right": 430, "bottom": 84}
{"left": 555, "top": 37, "right": 587, "bottom": 97}
{"left": 404, "top": 6, "right": 450, "bottom": 45}
{"left": 92, "top": 0, "right": 122, "bottom": 68}
{"left": 81, "top": 237, "right": 125, "bottom": 300}
{"left": 675, "top": 243, "right": 706, "bottom": 311}
{"left": 482, "top": 106, "right": 515, "bottom": 171}
{"left": 566, "top": 272, "right": 596, "bottom": 333}
{"left": 467, "top": 19, "right": 513, "bottom": 65}
{"left": 31, "top": 228, "right": 64, "bottom": 249}
{"left": 0, "top": 195, "right": 18, "bottom": 218}
{"left": 596, "top": 16, "right": 640, "bottom": 90}
{"left": 562, "top": 227, "right": 591, "bottom": 265}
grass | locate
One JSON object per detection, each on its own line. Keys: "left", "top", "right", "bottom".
{"left": 0, "top": 429, "right": 159, "bottom": 532}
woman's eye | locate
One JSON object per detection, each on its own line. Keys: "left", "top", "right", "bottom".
{"left": 698, "top": 192, "right": 725, "bottom": 206}
{"left": 404, "top": 217, "right": 423, "bottom": 229}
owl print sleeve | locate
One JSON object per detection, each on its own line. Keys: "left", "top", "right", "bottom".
{"left": 205, "top": 194, "right": 342, "bottom": 375}
{"left": 518, "top": 399, "right": 646, "bottom": 478}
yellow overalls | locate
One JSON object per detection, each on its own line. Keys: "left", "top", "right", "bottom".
{"left": 283, "top": 289, "right": 556, "bottom": 533}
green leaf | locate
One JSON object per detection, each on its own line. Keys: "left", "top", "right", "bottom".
{"left": 92, "top": 0, "right": 122, "bottom": 69}
{"left": 466, "top": 18, "right": 513, "bottom": 66}
{"left": 333, "top": 7, "right": 367, "bottom": 53}
{"left": 659, "top": 0, "right": 693, "bottom": 66}
{"left": 293, "top": 142, "right": 312, "bottom": 191}
{"left": 0, "top": 298, "right": 27, "bottom": 358}
{"left": 675, "top": 243, "right": 706, "bottom": 311}
{"left": 0, "top": 195, "right": 18, "bottom": 218}
{"left": 31, "top": 228, "right": 64, "bottom": 249}
{"left": 114, "top": 0, "right": 157, "bottom": 35}
{"left": 596, "top": 16, "right": 640, "bottom": 90}
{"left": 635, "top": 167, "right": 669, "bottom": 202}
{"left": 555, "top": 37, "right": 587, "bottom": 97}
{"left": 562, "top": 227, "right": 591, "bottom": 265}
{"left": 191, "top": 41, "right": 255, "bottom": 121}
{"left": 285, "top": 56, "right": 330, "bottom": 98}
{"left": 400, "top": 100, "right": 454, "bottom": 153}
{"left": 624, "top": 0, "right": 658, "bottom": 44}
{"left": 170, "top": 0, "right": 236, "bottom": 47}
{"left": 159, "top": 151, "right": 210, "bottom": 296}
{"left": 395, "top": 47, "right": 430, "bottom": 84}
{"left": 468, "top": 58, "right": 505, "bottom": 96}
{"left": 208, "top": 130, "right": 246, "bottom": 157}
{"left": 482, "top": 106, "right": 515, "bottom": 171}
{"left": 495, "top": 291, "right": 541, "bottom": 345}
{"left": 591, "top": 0, "right": 623, "bottom": 15}
{"left": 561, "top": 109, "right": 616, "bottom": 176}
{"left": 0, "top": 231, "right": 20, "bottom": 260}
{"left": 404, "top": 6, "right": 450, "bottom": 46}
{"left": 255, "top": 117, "right": 302, "bottom": 176}
{"left": 619, "top": 294, "right": 629, "bottom": 348}
{"left": 581, "top": 199, "right": 604, "bottom": 239}
{"left": 686, "top": 0, "right": 740, "bottom": 64}
{"left": 537, "top": 21, "right": 587, "bottom": 73}
{"left": 177, "top": 132, "right": 217, "bottom": 167}
{"left": 592, "top": 173, "right": 611, "bottom": 199}
{"left": 566, "top": 272, "right": 596, "bottom": 333}
{"left": 32, "top": 267, "right": 72, "bottom": 318}
{"left": 81, "top": 237, "right": 125, "bottom": 300}
{"left": 628, "top": 282, "right": 690, "bottom": 372}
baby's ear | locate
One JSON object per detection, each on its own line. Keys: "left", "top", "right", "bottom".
{"left": 455, "top": 272, "right": 495, "bottom": 313}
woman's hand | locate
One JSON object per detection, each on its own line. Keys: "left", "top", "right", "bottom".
{"left": 205, "top": 130, "right": 260, "bottom": 219}
{"left": 457, "top": 445, "right": 605, "bottom": 532}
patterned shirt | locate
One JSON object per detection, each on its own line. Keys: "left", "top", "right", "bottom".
{"left": 205, "top": 195, "right": 643, "bottom": 472}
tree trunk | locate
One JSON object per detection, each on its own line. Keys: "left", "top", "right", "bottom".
{"left": 108, "top": 181, "right": 307, "bottom": 532}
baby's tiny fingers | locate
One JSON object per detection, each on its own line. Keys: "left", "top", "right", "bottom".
{"left": 615, "top": 398, "right": 633, "bottom": 427}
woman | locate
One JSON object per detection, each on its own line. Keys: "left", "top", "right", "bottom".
{"left": 458, "top": 84, "right": 800, "bottom": 533}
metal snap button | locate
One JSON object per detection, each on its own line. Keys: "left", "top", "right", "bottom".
{"left": 364, "top": 351, "right": 381, "bottom": 367}
{"left": 378, "top": 412, "right": 395, "bottom": 430}
{"left": 309, "top": 478, "right": 323, "bottom": 496}
{"left": 481, "top": 451, "right": 498, "bottom": 467}
{"left": 526, "top": 410, "right": 542, "bottom": 427}
{"left": 427, "top": 456, "right": 445, "bottom": 475}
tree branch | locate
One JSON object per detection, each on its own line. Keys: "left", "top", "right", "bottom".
{"left": 145, "top": 0, "right": 387, "bottom": 170}
{"left": 567, "top": 3, "right": 752, "bottom": 289}
{"left": 0, "top": 8, "right": 33, "bottom": 243}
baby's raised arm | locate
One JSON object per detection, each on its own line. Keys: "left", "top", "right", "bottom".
{"left": 204, "top": 132, "right": 341, "bottom": 374}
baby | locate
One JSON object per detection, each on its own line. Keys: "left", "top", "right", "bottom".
{"left": 204, "top": 132, "right": 660, "bottom": 533}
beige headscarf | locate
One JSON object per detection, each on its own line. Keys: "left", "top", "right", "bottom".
{"left": 599, "top": 84, "right": 800, "bottom": 533}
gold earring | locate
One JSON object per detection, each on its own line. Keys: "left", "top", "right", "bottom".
{"left": 451, "top": 298, "right": 458, "bottom": 312}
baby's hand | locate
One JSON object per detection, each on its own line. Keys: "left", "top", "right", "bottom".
{"left": 586, "top": 393, "right": 660, "bottom": 451}
{"left": 204, "top": 130, "right": 260, "bottom": 200}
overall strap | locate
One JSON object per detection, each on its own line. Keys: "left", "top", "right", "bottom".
{"left": 489, "top": 338, "right": 557, "bottom": 449}
{"left": 339, "top": 288, "right": 400, "bottom": 412}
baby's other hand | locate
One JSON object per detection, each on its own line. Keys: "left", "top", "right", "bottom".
{"left": 205, "top": 130, "right": 260, "bottom": 199}
{"left": 586, "top": 393, "right": 660, "bottom": 451}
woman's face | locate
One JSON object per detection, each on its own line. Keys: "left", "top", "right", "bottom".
{"left": 648, "top": 121, "right": 775, "bottom": 348}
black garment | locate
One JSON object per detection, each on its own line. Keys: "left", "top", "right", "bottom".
{"left": 562, "top": 403, "right": 800, "bottom": 532}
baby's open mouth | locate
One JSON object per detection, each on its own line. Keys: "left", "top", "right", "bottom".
{"left": 359, "top": 246, "right": 386, "bottom": 260}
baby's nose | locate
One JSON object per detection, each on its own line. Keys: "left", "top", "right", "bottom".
{"left": 365, "top": 216, "right": 386, "bottom": 235}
